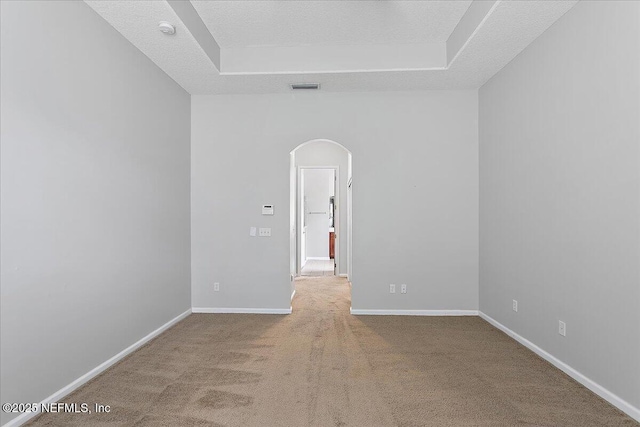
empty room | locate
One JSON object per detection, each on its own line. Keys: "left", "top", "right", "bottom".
{"left": 1, "top": 1, "right": 638, "bottom": 426}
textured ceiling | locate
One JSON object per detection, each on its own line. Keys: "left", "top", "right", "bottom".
{"left": 85, "top": 0, "right": 579, "bottom": 95}
{"left": 191, "top": 0, "right": 472, "bottom": 48}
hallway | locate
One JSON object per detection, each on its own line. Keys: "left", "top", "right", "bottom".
{"left": 26, "top": 276, "right": 637, "bottom": 426}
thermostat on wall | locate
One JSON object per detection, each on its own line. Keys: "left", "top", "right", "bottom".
{"left": 262, "top": 205, "right": 274, "bottom": 215}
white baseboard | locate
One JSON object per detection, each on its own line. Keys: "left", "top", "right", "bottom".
{"left": 2, "top": 309, "right": 192, "bottom": 427}
{"left": 350, "top": 308, "right": 478, "bottom": 316}
{"left": 291, "top": 289, "right": 296, "bottom": 301}
{"left": 338, "top": 274, "right": 348, "bottom": 278}
{"left": 192, "top": 307, "right": 292, "bottom": 314}
{"left": 306, "top": 257, "right": 330, "bottom": 261}
{"left": 479, "top": 311, "right": 640, "bottom": 423}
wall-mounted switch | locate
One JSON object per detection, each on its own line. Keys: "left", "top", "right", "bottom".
{"left": 400, "top": 284, "right": 407, "bottom": 294}
{"left": 512, "top": 300, "right": 518, "bottom": 312}
{"left": 214, "top": 282, "right": 220, "bottom": 292}
{"left": 250, "top": 227, "right": 257, "bottom": 237}
{"left": 259, "top": 227, "right": 271, "bottom": 237}
{"left": 389, "top": 284, "right": 396, "bottom": 294}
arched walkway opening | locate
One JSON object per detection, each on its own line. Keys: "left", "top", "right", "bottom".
{"left": 289, "top": 139, "right": 353, "bottom": 310}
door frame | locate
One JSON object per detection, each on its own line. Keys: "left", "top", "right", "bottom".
{"left": 296, "top": 165, "right": 340, "bottom": 276}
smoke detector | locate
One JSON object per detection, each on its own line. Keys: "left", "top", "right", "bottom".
{"left": 159, "top": 21, "right": 176, "bottom": 35}
{"left": 290, "top": 83, "right": 320, "bottom": 90}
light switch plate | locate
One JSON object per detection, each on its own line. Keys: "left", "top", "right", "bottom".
{"left": 250, "top": 227, "right": 257, "bottom": 237}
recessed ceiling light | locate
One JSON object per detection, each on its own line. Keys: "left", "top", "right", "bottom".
{"left": 290, "top": 83, "right": 320, "bottom": 90}
{"left": 159, "top": 21, "right": 176, "bottom": 35}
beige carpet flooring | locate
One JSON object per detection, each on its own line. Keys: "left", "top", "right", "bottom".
{"left": 28, "top": 276, "right": 637, "bottom": 426}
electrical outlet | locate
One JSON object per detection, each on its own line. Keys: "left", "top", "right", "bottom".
{"left": 389, "top": 284, "right": 396, "bottom": 294}
{"left": 558, "top": 320, "right": 566, "bottom": 337}
{"left": 512, "top": 300, "right": 518, "bottom": 312}
{"left": 259, "top": 227, "right": 271, "bottom": 237}
{"left": 214, "top": 282, "right": 220, "bottom": 292}
{"left": 400, "top": 284, "right": 407, "bottom": 294}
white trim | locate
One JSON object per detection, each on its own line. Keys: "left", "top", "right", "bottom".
{"left": 291, "top": 289, "right": 296, "bottom": 301}
{"left": 192, "top": 307, "right": 292, "bottom": 315}
{"left": 479, "top": 311, "right": 640, "bottom": 423}
{"left": 350, "top": 309, "right": 478, "bottom": 316}
{"left": 2, "top": 309, "right": 192, "bottom": 427}
{"left": 338, "top": 274, "right": 349, "bottom": 278}
{"left": 306, "top": 257, "right": 331, "bottom": 261}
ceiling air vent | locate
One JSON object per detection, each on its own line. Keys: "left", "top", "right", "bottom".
{"left": 290, "top": 83, "right": 320, "bottom": 90}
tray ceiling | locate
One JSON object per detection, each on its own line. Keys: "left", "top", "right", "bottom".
{"left": 85, "top": 0, "right": 578, "bottom": 94}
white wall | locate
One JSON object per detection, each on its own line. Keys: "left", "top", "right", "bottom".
{"left": 0, "top": 2, "right": 191, "bottom": 425}
{"left": 302, "top": 169, "right": 334, "bottom": 259}
{"left": 295, "top": 140, "right": 350, "bottom": 274}
{"left": 479, "top": 0, "right": 640, "bottom": 413}
{"left": 191, "top": 91, "right": 478, "bottom": 311}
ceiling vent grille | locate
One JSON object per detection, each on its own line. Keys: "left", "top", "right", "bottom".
{"left": 290, "top": 83, "right": 320, "bottom": 90}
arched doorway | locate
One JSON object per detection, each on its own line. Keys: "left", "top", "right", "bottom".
{"left": 289, "top": 140, "right": 353, "bottom": 307}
